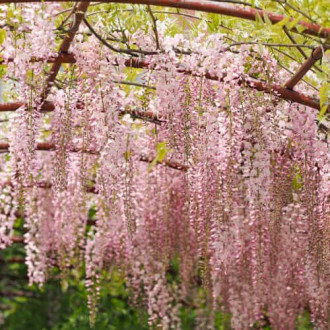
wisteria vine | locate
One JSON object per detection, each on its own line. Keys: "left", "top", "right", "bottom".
{"left": 0, "top": 3, "right": 328, "bottom": 329}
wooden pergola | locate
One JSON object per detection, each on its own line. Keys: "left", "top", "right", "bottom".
{"left": 0, "top": 0, "right": 329, "bottom": 112}
{"left": 0, "top": 0, "right": 328, "bottom": 306}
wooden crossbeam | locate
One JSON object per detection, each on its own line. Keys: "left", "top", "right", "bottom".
{"left": 0, "top": 101, "right": 164, "bottom": 125}
{"left": 0, "top": 142, "right": 187, "bottom": 171}
{"left": 0, "top": 0, "right": 328, "bottom": 38}
{"left": 0, "top": 101, "right": 55, "bottom": 112}
{"left": 0, "top": 257, "right": 25, "bottom": 263}
{"left": 0, "top": 54, "right": 322, "bottom": 110}
{"left": 123, "top": 58, "right": 321, "bottom": 110}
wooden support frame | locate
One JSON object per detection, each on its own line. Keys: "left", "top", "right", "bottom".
{"left": 0, "top": 6, "right": 328, "bottom": 313}
{"left": 0, "top": 1, "right": 326, "bottom": 111}
{"left": 0, "top": 0, "right": 328, "bottom": 38}
{"left": 0, "top": 142, "right": 187, "bottom": 171}
{"left": 0, "top": 0, "right": 328, "bottom": 273}
{"left": 0, "top": 54, "right": 322, "bottom": 110}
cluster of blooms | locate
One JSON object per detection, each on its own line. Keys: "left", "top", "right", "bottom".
{"left": 0, "top": 4, "right": 328, "bottom": 329}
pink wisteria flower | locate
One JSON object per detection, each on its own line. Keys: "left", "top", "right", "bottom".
{"left": 0, "top": 3, "right": 328, "bottom": 329}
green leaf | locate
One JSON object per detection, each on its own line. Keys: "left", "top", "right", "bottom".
{"left": 263, "top": 13, "right": 272, "bottom": 26}
{"left": 61, "top": 280, "right": 69, "bottom": 293}
{"left": 124, "top": 151, "right": 131, "bottom": 161}
{"left": 0, "top": 29, "right": 6, "bottom": 44}
{"left": 273, "top": 16, "right": 291, "bottom": 29}
{"left": 318, "top": 83, "right": 329, "bottom": 119}
{"left": 295, "top": 24, "right": 306, "bottom": 33}
{"left": 255, "top": 12, "right": 264, "bottom": 25}
{"left": 148, "top": 158, "right": 157, "bottom": 171}
{"left": 207, "top": 13, "right": 220, "bottom": 33}
{"left": 156, "top": 141, "right": 167, "bottom": 162}
{"left": 292, "top": 172, "right": 303, "bottom": 191}
{"left": 286, "top": 16, "right": 302, "bottom": 30}
{"left": 148, "top": 142, "right": 168, "bottom": 171}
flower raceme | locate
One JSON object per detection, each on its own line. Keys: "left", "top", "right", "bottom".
{"left": 0, "top": 4, "right": 328, "bottom": 329}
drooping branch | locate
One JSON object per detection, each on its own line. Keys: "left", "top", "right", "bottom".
{"left": 1, "top": 0, "right": 328, "bottom": 38}
{"left": 147, "top": 5, "right": 161, "bottom": 50}
{"left": 285, "top": 45, "right": 329, "bottom": 90}
{"left": 274, "top": 0, "right": 315, "bottom": 23}
{"left": 42, "top": 1, "right": 90, "bottom": 98}
{"left": 83, "top": 17, "right": 160, "bottom": 56}
{"left": 283, "top": 27, "right": 309, "bottom": 60}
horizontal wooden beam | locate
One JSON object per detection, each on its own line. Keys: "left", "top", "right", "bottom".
{"left": 0, "top": 142, "right": 187, "bottom": 171}
{"left": 0, "top": 0, "right": 328, "bottom": 38}
{"left": 0, "top": 142, "right": 56, "bottom": 151}
{"left": 123, "top": 58, "right": 321, "bottom": 110}
{"left": 0, "top": 101, "right": 55, "bottom": 112}
{"left": 0, "top": 53, "right": 76, "bottom": 65}
{"left": 140, "top": 154, "right": 188, "bottom": 171}
{"left": 0, "top": 257, "right": 25, "bottom": 263}
{"left": 0, "top": 290, "right": 39, "bottom": 297}
{"left": 2, "top": 180, "right": 97, "bottom": 194}
{"left": 2, "top": 53, "right": 320, "bottom": 109}
{"left": 0, "top": 102, "right": 164, "bottom": 124}
{"left": 11, "top": 236, "right": 25, "bottom": 243}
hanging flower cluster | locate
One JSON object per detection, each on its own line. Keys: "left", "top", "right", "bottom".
{"left": 0, "top": 4, "right": 328, "bottom": 329}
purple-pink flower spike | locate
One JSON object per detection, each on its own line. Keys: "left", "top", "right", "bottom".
{"left": 0, "top": 3, "right": 328, "bottom": 329}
